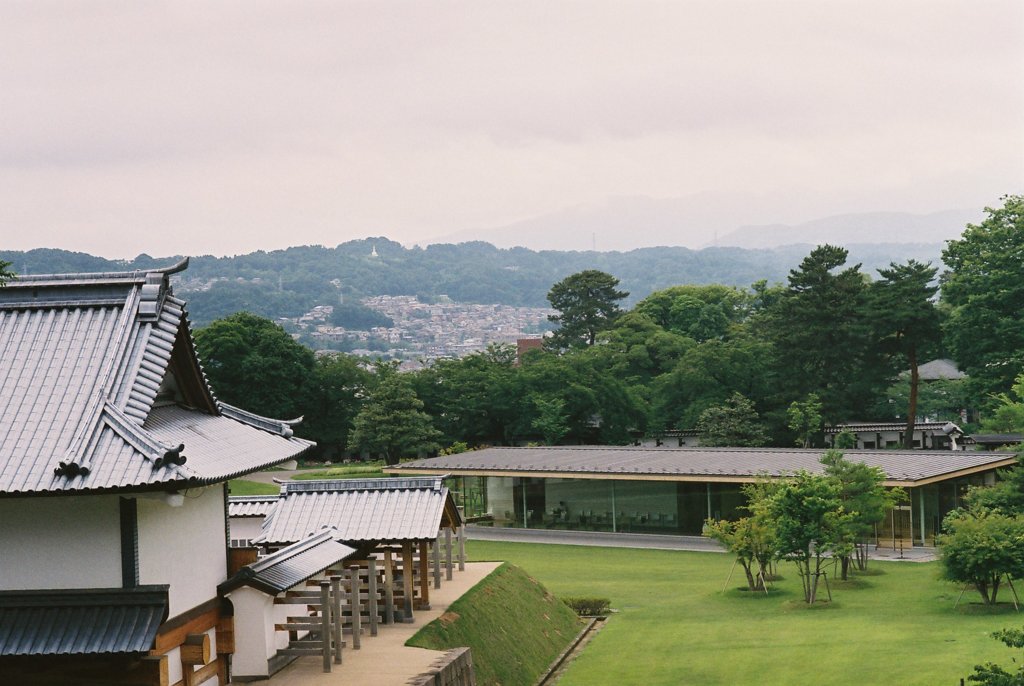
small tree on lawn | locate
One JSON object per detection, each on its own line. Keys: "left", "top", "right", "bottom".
{"left": 821, "top": 450, "right": 904, "bottom": 578}
{"left": 939, "top": 509, "right": 1024, "bottom": 606}
{"left": 765, "top": 470, "right": 853, "bottom": 603}
{"left": 705, "top": 511, "right": 777, "bottom": 593}
{"left": 968, "top": 626, "right": 1024, "bottom": 685}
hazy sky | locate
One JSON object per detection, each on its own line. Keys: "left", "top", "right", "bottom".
{"left": 1, "top": 1, "right": 1021, "bottom": 258}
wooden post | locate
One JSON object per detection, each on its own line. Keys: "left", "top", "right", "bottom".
{"left": 349, "top": 566, "right": 362, "bottom": 649}
{"left": 330, "top": 575, "right": 343, "bottom": 665}
{"left": 445, "top": 527, "right": 454, "bottom": 581}
{"left": 368, "top": 558, "right": 380, "bottom": 637}
{"left": 383, "top": 549, "right": 395, "bottom": 625}
{"left": 419, "top": 540, "right": 431, "bottom": 609}
{"left": 401, "top": 542, "right": 415, "bottom": 622}
{"left": 432, "top": 537, "right": 442, "bottom": 589}
{"left": 320, "top": 581, "right": 331, "bottom": 673}
{"left": 458, "top": 524, "right": 466, "bottom": 571}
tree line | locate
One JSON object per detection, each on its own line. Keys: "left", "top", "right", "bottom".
{"left": 190, "top": 196, "right": 1023, "bottom": 463}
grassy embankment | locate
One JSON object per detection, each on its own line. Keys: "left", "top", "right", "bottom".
{"left": 407, "top": 562, "right": 582, "bottom": 686}
{"left": 468, "top": 540, "right": 1018, "bottom": 686}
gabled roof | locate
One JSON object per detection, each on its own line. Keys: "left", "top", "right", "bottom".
{"left": 219, "top": 528, "right": 356, "bottom": 596}
{"left": 0, "top": 260, "right": 313, "bottom": 495}
{"left": 0, "top": 585, "right": 168, "bottom": 656}
{"left": 256, "top": 477, "right": 462, "bottom": 546}
{"left": 228, "top": 494, "right": 280, "bottom": 518}
{"left": 386, "top": 446, "right": 1019, "bottom": 487}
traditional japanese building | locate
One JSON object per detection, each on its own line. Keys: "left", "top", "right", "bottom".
{"left": 0, "top": 260, "right": 313, "bottom": 685}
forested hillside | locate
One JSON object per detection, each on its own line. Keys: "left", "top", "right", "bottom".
{"left": 1, "top": 239, "right": 943, "bottom": 326}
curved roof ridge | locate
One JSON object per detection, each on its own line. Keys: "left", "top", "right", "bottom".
{"left": 219, "top": 403, "right": 301, "bottom": 438}
{"left": 9, "top": 258, "right": 189, "bottom": 285}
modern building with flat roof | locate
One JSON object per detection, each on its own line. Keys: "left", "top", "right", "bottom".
{"left": 386, "top": 446, "right": 1018, "bottom": 547}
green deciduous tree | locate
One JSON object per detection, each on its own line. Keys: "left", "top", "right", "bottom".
{"left": 546, "top": 270, "right": 628, "bottom": 349}
{"left": 762, "top": 470, "right": 853, "bottom": 603}
{"left": 696, "top": 393, "right": 769, "bottom": 447}
{"left": 704, "top": 514, "right": 776, "bottom": 593}
{"left": 787, "top": 394, "right": 823, "bottom": 448}
{"left": 634, "top": 284, "right": 750, "bottom": 342}
{"left": 980, "top": 373, "right": 1024, "bottom": 437}
{"left": 964, "top": 454, "right": 1024, "bottom": 516}
{"left": 0, "top": 260, "right": 13, "bottom": 286}
{"left": 942, "top": 195, "right": 1024, "bottom": 399}
{"left": 298, "top": 353, "right": 370, "bottom": 458}
{"left": 348, "top": 366, "right": 442, "bottom": 465}
{"left": 869, "top": 260, "right": 941, "bottom": 447}
{"left": 530, "top": 395, "right": 569, "bottom": 446}
{"left": 820, "top": 450, "right": 903, "bottom": 578}
{"left": 939, "top": 509, "right": 1024, "bottom": 605}
{"left": 195, "top": 311, "right": 315, "bottom": 419}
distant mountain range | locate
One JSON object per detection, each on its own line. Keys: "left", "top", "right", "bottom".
{"left": 433, "top": 196, "right": 981, "bottom": 252}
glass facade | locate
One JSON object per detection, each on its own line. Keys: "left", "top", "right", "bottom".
{"left": 445, "top": 470, "right": 999, "bottom": 546}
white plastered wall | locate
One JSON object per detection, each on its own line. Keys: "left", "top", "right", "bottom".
{"left": 137, "top": 483, "right": 228, "bottom": 618}
{"left": 228, "top": 515, "right": 265, "bottom": 545}
{"left": 0, "top": 495, "right": 121, "bottom": 590}
{"left": 225, "top": 586, "right": 278, "bottom": 679}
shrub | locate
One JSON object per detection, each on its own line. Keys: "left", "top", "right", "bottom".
{"left": 561, "top": 596, "right": 611, "bottom": 616}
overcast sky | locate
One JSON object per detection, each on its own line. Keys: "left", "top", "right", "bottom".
{"left": 1, "top": 1, "right": 1021, "bottom": 258}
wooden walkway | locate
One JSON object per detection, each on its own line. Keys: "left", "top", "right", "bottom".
{"left": 259, "top": 561, "right": 500, "bottom": 686}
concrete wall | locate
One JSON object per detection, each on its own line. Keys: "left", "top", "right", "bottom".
{"left": 138, "top": 484, "right": 228, "bottom": 617}
{"left": 0, "top": 495, "right": 122, "bottom": 590}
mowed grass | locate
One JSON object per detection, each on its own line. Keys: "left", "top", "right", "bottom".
{"left": 407, "top": 563, "right": 582, "bottom": 686}
{"left": 227, "top": 479, "right": 279, "bottom": 495}
{"left": 291, "top": 460, "right": 387, "bottom": 481}
{"left": 468, "top": 541, "right": 1018, "bottom": 686}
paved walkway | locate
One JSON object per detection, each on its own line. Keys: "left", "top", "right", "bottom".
{"left": 468, "top": 526, "right": 939, "bottom": 561}
{"left": 260, "top": 561, "right": 501, "bottom": 686}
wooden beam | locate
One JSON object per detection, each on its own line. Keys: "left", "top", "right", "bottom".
{"left": 171, "top": 656, "right": 221, "bottom": 686}
{"left": 151, "top": 600, "right": 220, "bottom": 655}
{"left": 179, "top": 634, "right": 210, "bottom": 666}
{"left": 401, "top": 542, "right": 414, "bottom": 622}
{"left": 383, "top": 549, "right": 395, "bottom": 625}
{"left": 367, "top": 558, "right": 379, "bottom": 637}
{"left": 418, "top": 540, "right": 430, "bottom": 610}
{"left": 445, "top": 527, "right": 454, "bottom": 581}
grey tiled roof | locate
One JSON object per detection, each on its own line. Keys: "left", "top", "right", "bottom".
{"left": 389, "top": 446, "right": 1017, "bottom": 485}
{"left": 220, "top": 529, "right": 356, "bottom": 596}
{"left": 825, "top": 421, "right": 956, "bottom": 434}
{"left": 0, "top": 260, "right": 313, "bottom": 495}
{"left": 228, "top": 495, "right": 280, "bottom": 518}
{"left": 0, "top": 585, "right": 168, "bottom": 656}
{"left": 915, "top": 358, "right": 966, "bottom": 380}
{"left": 256, "top": 477, "right": 460, "bottom": 546}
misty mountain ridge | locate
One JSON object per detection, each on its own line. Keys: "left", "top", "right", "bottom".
{"left": 717, "top": 209, "right": 982, "bottom": 249}
{"left": 433, "top": 195, "right": 981, "bottom": 252}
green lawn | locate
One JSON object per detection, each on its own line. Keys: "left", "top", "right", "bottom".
{"left": 468, "top": 541, "right": 1018, "bottom": 686}
{"left": 227, "top": 479, "right": 279, "bottom": 495}
{"left": 290, "top": 460, "right": 387, "bottom": 481}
